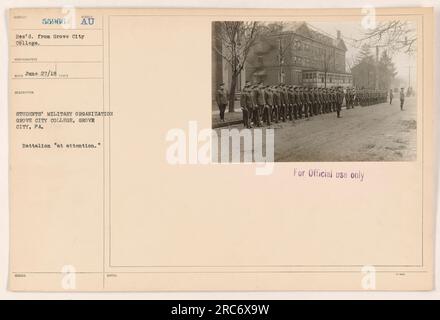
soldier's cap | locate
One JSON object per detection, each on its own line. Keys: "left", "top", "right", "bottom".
{"left": 219, "top": 82, "right": 225, "bottom": 86}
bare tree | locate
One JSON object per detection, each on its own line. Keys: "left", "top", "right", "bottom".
{"left": 345, "top": 54, "right": 357, "bottom": 73}
{"left": 264, "top": 22, "right": 296, "bottom": 83}
{"left": 322, "top": 49, "right": 334, "bottom": 88}
{"left": 356, "top": 21, "right": 417, "bottom": 56}
{"left": 213, "top": 21, "right": 262, "bottom": 112}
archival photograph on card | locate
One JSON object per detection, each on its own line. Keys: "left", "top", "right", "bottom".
{"left": 212, "top": 20, "right": 417, "bottom": 162}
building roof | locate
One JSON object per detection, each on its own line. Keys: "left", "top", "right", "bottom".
{"left": 274, "top": 21, "right": 347, "bottom": 51}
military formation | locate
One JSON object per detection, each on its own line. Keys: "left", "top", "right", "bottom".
{"left": 234, "top": 81, "right": 388, "bottom": 128}
{"left": 354, "top": 88, "right": 388, "bottom": 106}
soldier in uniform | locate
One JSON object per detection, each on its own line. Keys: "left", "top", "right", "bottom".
{"left": 293, "top": 87, "right": 300, "bottom": 120}
{"left": 302, "top": 87, "right": 309, "bottom": 118}
{"left": 278, "top": 85, "right": 287, "bottom": 122}
{"left": 256, "top": 83, "right": 266, "bottom": 125}
{"left": 311, "top": 88, "right": 317, "bottom": 115}
{"left": 353, "top": 88, "right": 359, "bottom": 106}
{"left": 272, "top": 85, "right": 280, "bottom": 123}
{"left": 263, "top": 85, "right": 273, "bottom": 126}
{"left": 318, "top": 87, "right": 324, "bottom": 114}
{"left": 350, "top": 88, "right": 355, "bottom": 108}
{"left": 296, "top": 87, "right": 303, "bottom": 118}
{"left": 331, "top": 88, "right": 336, "bottom": 112}
{"left": 250, "top": 84, "right": 260, "bottom": 127}
{"left": 328, "top": 88, "right": 334, "bottom": 112}
{"left": 308, "top": 87, "right": 315, "bottom": 117}
{"left": 287, "top": 85, "right": 295, "bottom": 121}
{"left": 309, "top": 88, "right": 314, "bottom": 115}
{"left": 336, "top": 86, "right": 344, "bottom": 118}
{"left": 215, "top": 82, "right": 228, "bottom": 122}
{"left": 351, "top": 88, "right": 356, "bottom": 108}
{"left": 240, "top": 82, "right": 251, "bottom": 128}
{"left": 315, "top": 88, "right": 320, "bottom": 114}
{"left": 284, "top": 84, "right": 291, "bottom": 121}
{"left": 316, "top": 87, "right": 321, "bottom": 115}
{"left": 323, "top": 88, "right": 330, "bottom": 113}
{"left": 345, "top": 88, "right": 351, "bottom": 109}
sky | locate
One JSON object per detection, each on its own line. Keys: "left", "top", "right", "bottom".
{"left": 307, "top": 21, "right": 417, "bottom": 88}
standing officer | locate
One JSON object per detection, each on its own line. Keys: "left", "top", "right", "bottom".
{"left": 216, "top": 82, "right": 228, "bottom": 122}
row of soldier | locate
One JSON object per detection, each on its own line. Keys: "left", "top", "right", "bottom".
{"left": 239, "top": 82, "right": 389, "bottom": 128}
{"left": 357, "top": 88, "right": 388, "bottom": 106}
{"left": 239, "top": 81, "right": 345, "bottom": 128}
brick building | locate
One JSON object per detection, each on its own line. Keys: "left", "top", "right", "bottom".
{"left": 246, "top": 22, "right": 352, "bottom": 88}
{"left": 212, "top": 22, "right": 353, "bottom": 104}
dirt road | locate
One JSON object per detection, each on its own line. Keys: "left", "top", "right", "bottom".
{"left": 215, "top": 97, "right": 417, "bottom": 162}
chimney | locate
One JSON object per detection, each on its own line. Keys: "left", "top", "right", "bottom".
{"left": 336, "top": 30, "right": 341, "bottom": 39}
